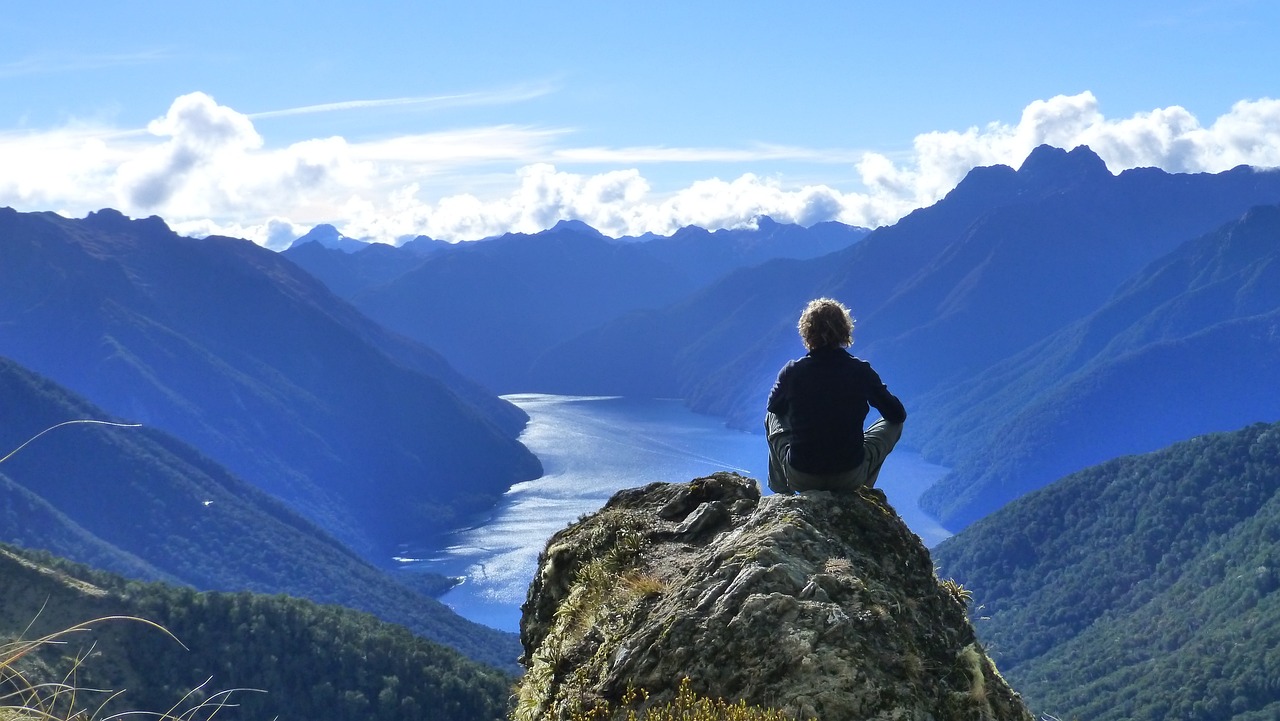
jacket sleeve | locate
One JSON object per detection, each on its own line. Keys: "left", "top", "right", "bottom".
{"left": 766, "top": 363, "right": 792, "bottom": 415}
{"left": 867, "top": 368, "right": 907, "bottom": 424}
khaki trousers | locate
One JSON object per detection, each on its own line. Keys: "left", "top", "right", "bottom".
{"left": 765, "top": 411, "right": 903, "bottom": 494}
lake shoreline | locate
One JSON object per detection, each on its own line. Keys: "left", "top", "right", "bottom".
{"left": 406, "top": 394, "right": 952, "bottom": 633}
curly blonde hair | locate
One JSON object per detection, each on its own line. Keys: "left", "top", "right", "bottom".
{"left": 798, "top": 298, "right": 854, "bottom": 351}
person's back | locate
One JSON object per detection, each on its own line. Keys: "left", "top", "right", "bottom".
{"left": 765, "top": 298, "right": 906, "bottom": 494}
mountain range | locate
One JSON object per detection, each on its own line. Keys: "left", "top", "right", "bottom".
{"left": 284, "top": 216, "right": 868, "bottom": 392}
{"left": 341, "top": 144, "right": 1276, "bottom": 530}
{"left": 3, "top": 141, "right": 1280, "bottom": 708}
{"left": 917, "top": 201, "right": 1280, "bottom": 525}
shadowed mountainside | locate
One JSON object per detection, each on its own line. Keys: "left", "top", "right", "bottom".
{"left": 0, "top": 207, "right": 541, "bottom": 558}
{"left": 919, "top": 203, "right": 1280, "bottom": 525}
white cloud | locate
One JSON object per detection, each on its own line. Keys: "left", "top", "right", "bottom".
{"left": 114, "top": 91, "right": 263, "bottom": 209}
{"left": 2, "top": 90, "right": 1280, "bottom": 247}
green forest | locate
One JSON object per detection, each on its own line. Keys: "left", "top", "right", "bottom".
{"left": 934, "top": 420, "right": 1280, "bottom": 720}
{"left": 0, "top": 545, "right": 513, "bottom": 721}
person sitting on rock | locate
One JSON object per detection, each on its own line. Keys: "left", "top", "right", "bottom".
{"left": 766, "top": 297, "right": 906, "bottom": 494}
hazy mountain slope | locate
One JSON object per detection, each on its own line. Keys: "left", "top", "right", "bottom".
{"left": 282, "top": 238, "right": 422, "bottom": 296}
{"left": 0, "top": 207, "right": 540, "bottom": 556}
{"left": 931, "top": 420, "right": 1280, "bottom": 720}
{"left": 919, "top": 203, "right": 1280, "bottom": 526}
{"left": 528, "top": 255, "right": 826, "bottom": 401}
{"left": 0, "top": 354, "right": 521, "bottom": 670}
{"left": 627, "top": 216, "right": 868, "bottom": 286}
{"left": 717, "top": 148, "right": 1280, "bottom": 431}
{"left": 0, "top": 546, "right": 513, "bottom": 721}
{"left": 345, "top": 220, "right": 699, "bottom": 391}
{"left": 528, "top": 151, "right": 1070, "bottom": 405}
{"left": 0, "top": 472, "right": 173, "bottom": 583}
{"left": 283, "top": 218, "right": 866, "bottom": 393}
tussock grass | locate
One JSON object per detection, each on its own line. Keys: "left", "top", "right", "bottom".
{"left": 1, "top": 616, "right": 250, "bottom": 721}
{"left": 1, "top": 426, "right": 252, "bottom": 720}
{"left": 566, "top": 677, "right": 793, "bottom": 721}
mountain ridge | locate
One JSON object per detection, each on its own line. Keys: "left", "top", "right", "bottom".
{"left": 284, "top": 215, "right": 868, "bottom": 392}
{"left": 0, "top": 353, "right": 521, "bottom": 670}
{"left": 0, "top": 207, "right": 541, "bottom": 557}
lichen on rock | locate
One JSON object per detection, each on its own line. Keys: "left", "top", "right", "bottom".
{"left": 516, "top": 472, "right": 1033, "bottom": 721}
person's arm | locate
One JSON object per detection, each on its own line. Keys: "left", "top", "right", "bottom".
{"left": 867, "top": 368, "right": 906, "bottom": 424}
{"left": 766, "top": 363, "right": 793, "bottom": 416}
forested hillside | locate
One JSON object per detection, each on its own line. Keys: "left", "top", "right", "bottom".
{"left": 0, "top": 354, "right": 520, "bottom": 671}
{"left": 0, "top": 545, "right": 513, "bottom": 721}
{"left": 933, "top": 420, "right": 1280, "bottom": 720}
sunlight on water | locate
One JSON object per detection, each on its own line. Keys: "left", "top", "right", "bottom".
{"left": 404, "top": 394, "right": 951, "bottom": 632}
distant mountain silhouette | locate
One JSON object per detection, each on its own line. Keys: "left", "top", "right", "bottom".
{"left": 284, "top": 240, "right": 427, "bottom": 298}
{"left": 625, "top": 215, "right": 869, "bottom": 287}
{"left": 525, "top": 145, "right": 1280, "bottom": 527}
{"left": 0, "top": 207, "right": 541, "bottom": 558}
{"left": 0, "top": 355, "right": 520, "bottom": 668}
{"left": 283, "top": 216, "right": 867, "bottom": 392}
{"left": 287, "top": 222, "right": 370, "bottom": 252}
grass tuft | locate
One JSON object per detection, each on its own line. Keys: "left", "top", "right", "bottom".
{"left": 566, "top": 677, "right": 794, "bottom": 721}
{"left": 1, "top": 616, "right": 253, "bottom": 721}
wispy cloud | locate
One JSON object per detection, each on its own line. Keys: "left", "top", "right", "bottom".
{"left": 352, "top": 126, "right": 570, "bottom": 164}
{"left": 551, "top": 142, "right": 867, "bottom": 165}
{"left": 1138, "top": 0, "right": 1265, "bottom": 31}
{"left": 247, "top": 82, "right": 558, "bottom": 120}
{"left": 0, "top": 49, "right": 171, "bottom": 78}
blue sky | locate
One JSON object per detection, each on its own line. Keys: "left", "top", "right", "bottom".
{"left": 3, "top": 1, "right": 1279, "bottom": 246}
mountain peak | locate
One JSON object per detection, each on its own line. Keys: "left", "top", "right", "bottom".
{"left": 83, "top": 208, "right": 175, "bottom": 238}
{"left": 517, "top": 473, "right": 1033, "bottom": 720}
{"left": 1016, "top": 144, "right": 1112, "bottom": 189}
{"left": 546, "top": 218, "right": 605, "bottom": 238}
{"left": 289, "top": 224, "right": 368, "bottom": 252}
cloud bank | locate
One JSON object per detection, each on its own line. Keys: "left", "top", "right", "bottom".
{"left": 2, "top": 90, "right": 1279, "bottom": 248}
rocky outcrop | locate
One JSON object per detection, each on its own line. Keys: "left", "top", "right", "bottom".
{"left": 516, "top": 473, "right": 1033, "bottom": 721}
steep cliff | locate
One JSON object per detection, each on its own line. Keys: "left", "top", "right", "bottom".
{"left": 516, "top": 473, "right": 1033, "bottom": 720}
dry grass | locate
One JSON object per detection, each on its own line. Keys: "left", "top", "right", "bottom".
{"left": 1, "top": 616, "right": 250, "bottom": 721}
{"left": 566, "top": 677, "right": 795, "bottom": 721}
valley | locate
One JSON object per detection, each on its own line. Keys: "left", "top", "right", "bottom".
{"left": 3, "top": 144, "right": 1280, "bottom": 720}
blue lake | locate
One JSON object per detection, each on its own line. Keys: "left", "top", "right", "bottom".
{"left": 402, "top": 394, "right": 952, "bottom": 633}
